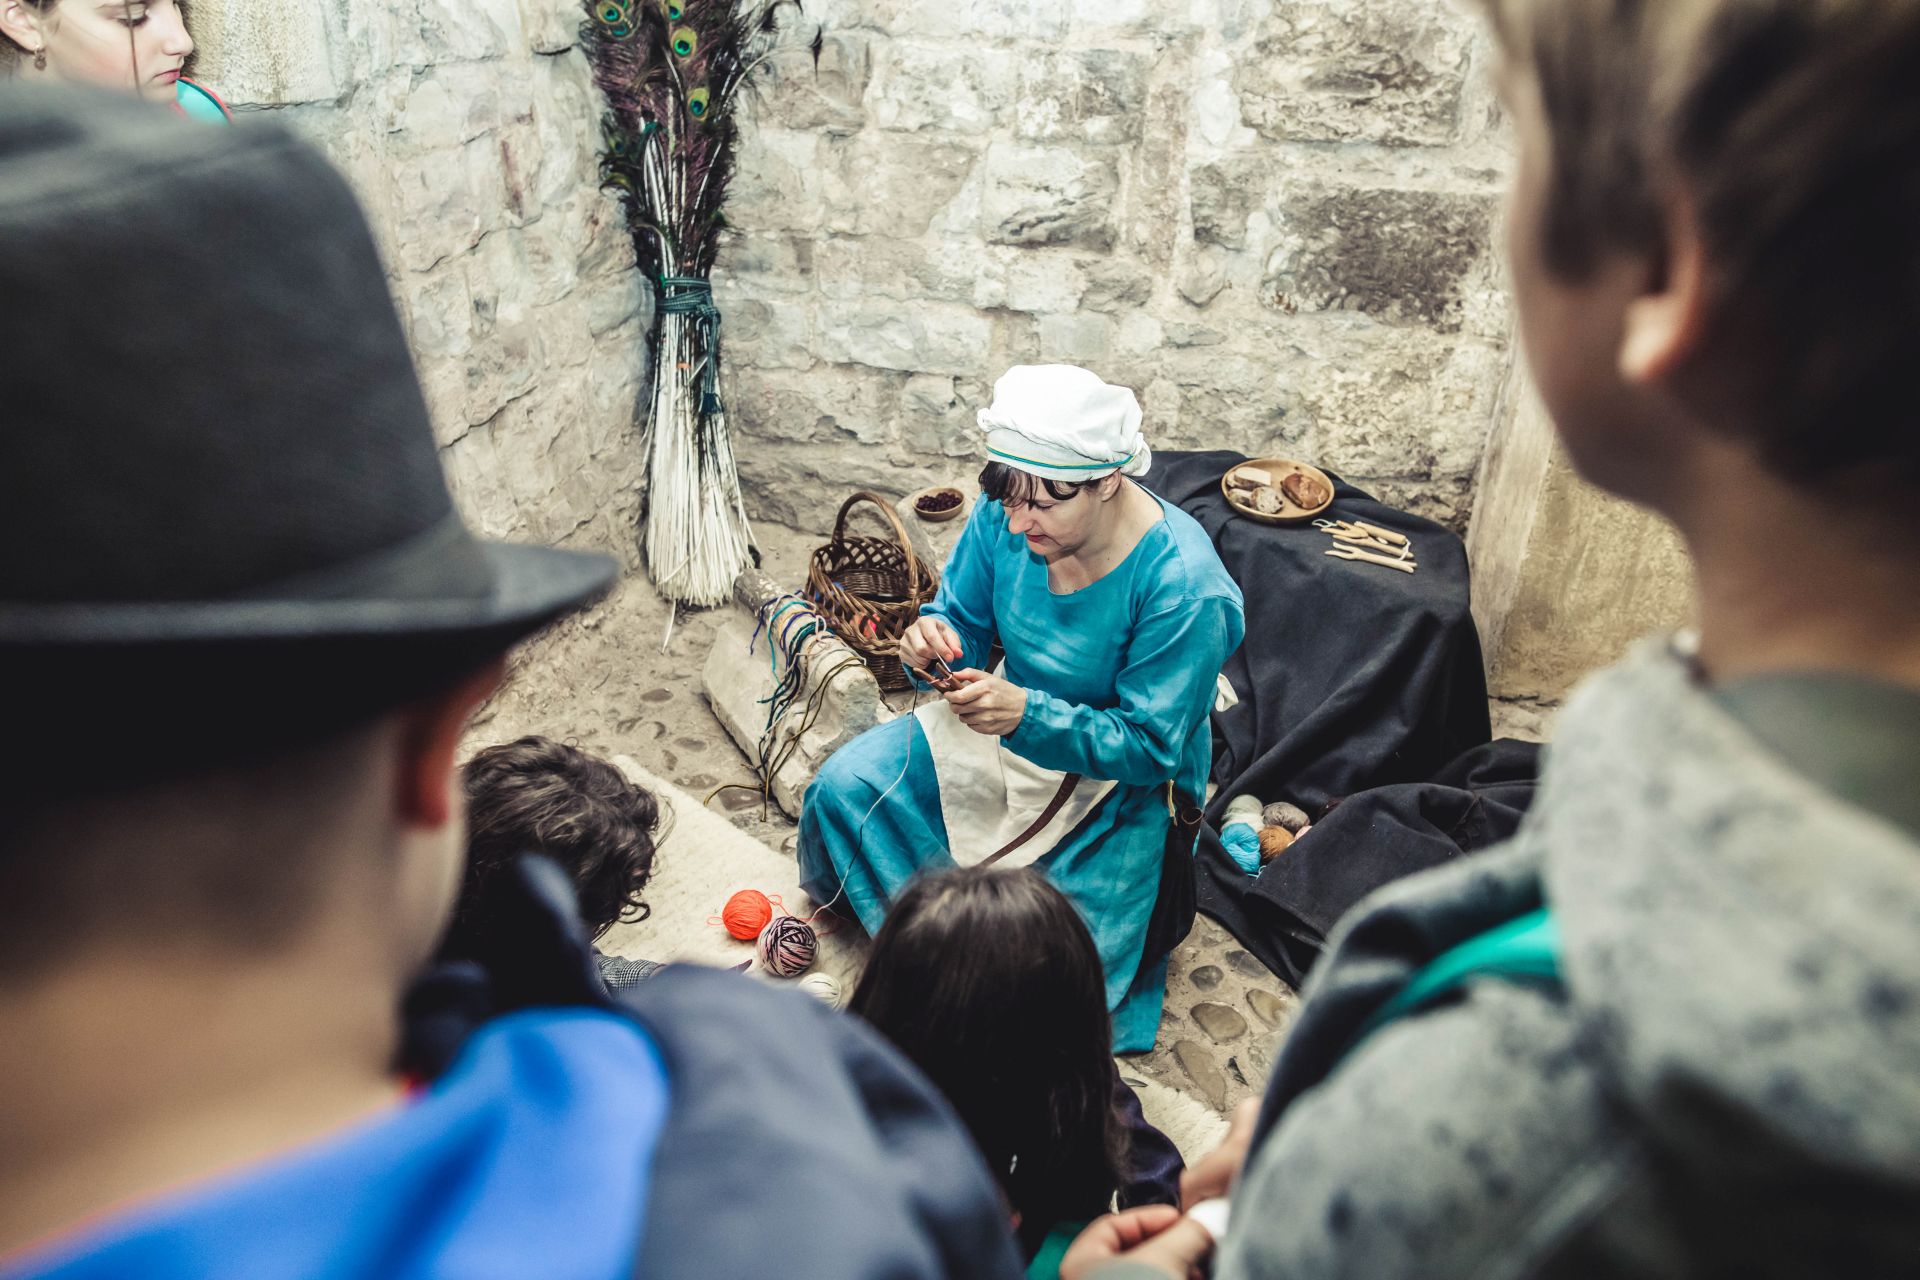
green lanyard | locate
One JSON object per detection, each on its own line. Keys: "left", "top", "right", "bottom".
{"left": 1350, "top": 907, "right": 1564, "bottom": 1055}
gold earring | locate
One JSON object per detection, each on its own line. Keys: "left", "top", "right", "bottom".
{"left": 33, "top": 45, "right": 47, "bottom": 70}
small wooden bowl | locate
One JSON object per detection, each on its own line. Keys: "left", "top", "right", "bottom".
{"left": 1220, "top": 458, "right": 1335, "bottom": 525}
{"left": 912, "top": 486, "right": 967, "bottom": 523}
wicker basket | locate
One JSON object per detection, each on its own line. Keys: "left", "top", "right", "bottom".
{"left": 806, "top": 491, "right": 940, "bottom": 691}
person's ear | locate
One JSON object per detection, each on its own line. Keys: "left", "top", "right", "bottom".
{"left": 1619, "top": 187, "right": 1710, "bottom": 387}
{"left": 395, "top": 658, "right": 506, "bottom": 831}
{"left": 0, "top": 0, "right": 46, "bottom": 55}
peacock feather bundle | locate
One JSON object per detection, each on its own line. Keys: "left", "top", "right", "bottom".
{"left": 583, "top": 0, "right": 817, "bottom": 616}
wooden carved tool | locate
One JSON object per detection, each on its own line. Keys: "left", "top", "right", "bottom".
{"left": 1325, "top": 545, "right": 1418, "bottom": 574}
{"left": 1349, "top": 520, "right": 1409, "bottom": 547}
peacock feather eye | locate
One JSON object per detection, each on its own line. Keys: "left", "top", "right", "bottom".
{"left": 594, "top": 0, "right": 634, "bottom": 35}
{"left": 666, "top": 1, "right": 683, "bottom": 17}
{"left": 671, "top": 25, "right": 696, "bottom": 56}
{"left": 688, "top": 86, "right": 710, "bottom": 117}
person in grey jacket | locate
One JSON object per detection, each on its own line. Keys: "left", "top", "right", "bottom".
{"left": 1065, "top": 0, "right": 1920, "bottom": 1275}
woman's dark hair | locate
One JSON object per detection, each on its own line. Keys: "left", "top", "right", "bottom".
{"left": 979, "top": 460, "right": 1090, "bottom": 506}
{"left": 850, "top": 867, "right": 1126, "bottom": 1247}
{"left": 456, "top": 736, "right": 660, "bottom": 941}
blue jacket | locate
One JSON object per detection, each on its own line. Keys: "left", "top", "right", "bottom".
{"left": 5, "top": 863, "right": 1022, "bottom": 1280}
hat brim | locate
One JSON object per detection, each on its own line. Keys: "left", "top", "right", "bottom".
{"left": 0, "top": 540, "right": 618, "bottom": 649}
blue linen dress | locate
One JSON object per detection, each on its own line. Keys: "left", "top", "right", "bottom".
{"left": 798, "top": 491, "right": 1244, "bottom": 1051}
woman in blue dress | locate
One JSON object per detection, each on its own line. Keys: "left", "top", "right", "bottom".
{"left": 800, "top": 365, "right": 1244, "bottom": 1052}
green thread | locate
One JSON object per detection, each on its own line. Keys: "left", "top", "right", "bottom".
{"left": 986, "top": 445, "right": 1134, "bottom": 472}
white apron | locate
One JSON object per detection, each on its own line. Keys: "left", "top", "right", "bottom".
{"left": 914, "top": 684, "right": 1116, "bottom": 869}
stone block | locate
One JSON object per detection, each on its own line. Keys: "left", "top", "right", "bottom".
{"left": 983, "top": 143, "right": 1119, "bottom": 250}
{"left": 386, "top": 135, "right": 510, "bottom": 272}
{"left": 386, "top": 63, "right": 506, "bottom": 157}
{"left": 406, "top": 263, "right": 475, "bottom": 362}
{"left": 576, "top": 193, "right": 640, "bottom": 283}
{"left": 1083, "top": 259, "right": 1153, "bottom": 312}
{"left": 713, "top": 291, "right": 816, "bottom": 372}
{"left": 1233, "top": 0, "right": 1475, "bottom": 148}
{"left": 1115, "top": 312, "right": 1165, "bottom": 358}
{"left": 530, "top": 54, "right": 596, "bottom": 211}
{"left": 728, "top": 364, "right": 902, "bottom": 447}
{"left": 815, "top": 300, "right": 994, "bottom": 377}
{"left": 703, "top": 613, "right": 897, "bottom": 820}
{"left": 872, "top": 41, "right": 1015, "bottom": 134}
{"left": 1014, "top": 48, "right": 1149, "bottom": 144}
{"left": 183, "top": 0, "right": 343, "bottom": 106}
{"left": 897, "top": 374, "right": 978, "bottom": 460}
{"left": 753, "top": 33, "right": 872, "bottom": 137}
{"left": 727, "top": 128, "right": 830, "bottom": 235}
{"left": 882, "top": 0, "right": 1069, "bottom": 42}
{"left": 395, "top": 0, "right": 523, "bottom": 67}
{"left": 715, "top": 233, "right": 818, "bottom": 296}
{"left": 517, "top": 0, "right": 577, "bottom": 53}
{"left": 1260, "top": 185, "right": 1496, "bottom": 332}
{"left": 1037, "top": 313, "right": 1113, "bottom": 364}
{"left": 1188, "top": 156, "right": 1268, "bottom": 250}
{"left": 825, "top": 134, "right": 980, "bottom": 239}
{"left": 812, "top": 237, "right": 1004, "bottom": 309}
{"left": 1004, "top": 252, "right": 1090, "bottom": 314}
{"left": 442, "top": 421, "right": 520, "bottom": 538}
{"left": 735, "top": 438, "right": 938, "bottom": 530}
{"left": 519, "top": 209, "right": 586, "bottom": 308}
{"left": 1177, "top": 250, "right": 1228, "bottom": 307}
{"left": 1297, "top": 334, "right": 1504, "bottom": 485}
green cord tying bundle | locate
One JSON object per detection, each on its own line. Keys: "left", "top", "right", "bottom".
{"left": 656, "top": 276, "right": 723, "bottom": 415}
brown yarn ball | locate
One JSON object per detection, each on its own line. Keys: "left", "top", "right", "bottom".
{"left": 1261, "top": 802, "right": 1310, "bottom": 833}
{"left": 1258, "top": 826, "right": 1295, "bottom": 863}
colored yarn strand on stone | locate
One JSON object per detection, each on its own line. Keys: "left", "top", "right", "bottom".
{"left": 757, "top": 914, "right": 818, "bottom": 977}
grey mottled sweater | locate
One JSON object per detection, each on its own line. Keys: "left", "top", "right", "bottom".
{"left": 1205, "top": 640, "right": 1920, "bottom": 1278}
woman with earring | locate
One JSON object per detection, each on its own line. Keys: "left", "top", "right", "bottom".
{"left": 799, "top": 364, "right": 1246, "bottom": 1053}
{"left": 1, "top": 0, "right": 229, "bottom": 120}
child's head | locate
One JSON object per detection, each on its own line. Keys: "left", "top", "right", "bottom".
{"left": 457, "top": 736, "right": 661, "bottom": 942}
{"left": 1476, "top": 0, "right": 1920, "bottom": 513}
{"left": 849, "top": 867, "right": 1124, "bottom": 1232}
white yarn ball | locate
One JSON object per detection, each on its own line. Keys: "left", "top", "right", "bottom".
{"left": 1223, "top": 794, "right": 1264, "bottom": 823}
{"left": 796, "top": 973, "right": 843, "bottom": 1009}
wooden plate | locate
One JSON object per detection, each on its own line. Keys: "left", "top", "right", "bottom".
{"left": 1220, "top": 458, "right": 1335, "bottom": 525}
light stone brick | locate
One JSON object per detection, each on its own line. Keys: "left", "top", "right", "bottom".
{"left": 882, "top": 0, "right": 1069, "bottom": 41}
{"left": 815, "top": 302, "right": 994, "bottom": 377}
{"left": 1037, "top": 313, "right": 1113, "bottom": 363}
{"left": 753, "top": 33, "right": 872, "bottom": 137}
{"left": 872, "top": 42, "right": 1015, "bottom": 134}
{"left": 1005, "top": 252, "right": 1090, "bottom": 314}
{"left": 1233, "top": 0, "right": 1476, "bottom": 148}
{"left": 1014, "top": 48, "right": 1149, "bottom": 144}
{"left": 826, "top": 134, "right": 980, "bottom": 239}
{"left": 982, "top": 143, "right": 1119, "bottom": 250}
{"left": 716, "top": 294, "right": 817, "bottom": 371}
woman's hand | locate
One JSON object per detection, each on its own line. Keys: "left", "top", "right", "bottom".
{"left": 943, "top": 670, "right": 1028, "bottom": 737}
{"left": 898, "top": 615, "right": 963, "bottom": 673}
{"left": 1060, "top": 1205, "right": 1212, "bottom": 1280}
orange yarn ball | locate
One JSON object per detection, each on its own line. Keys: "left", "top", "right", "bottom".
{"left": 721, "top": 889, "right": 775, "bottom": 940}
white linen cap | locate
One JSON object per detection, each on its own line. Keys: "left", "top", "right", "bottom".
{"left": 976, "top": 364, "right": 1152, "bottom": 483}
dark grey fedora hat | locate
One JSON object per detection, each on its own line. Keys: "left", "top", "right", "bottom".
{"left": 0, "top": 85, "right": 616, "bottom": 651}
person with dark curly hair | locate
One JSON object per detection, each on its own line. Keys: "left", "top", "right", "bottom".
{"left": 448, "top": 735, "right": 665, "bottom": 991}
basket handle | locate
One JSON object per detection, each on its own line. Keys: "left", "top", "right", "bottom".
{"left": 831, "top": 490, "right": 925, "bottom": 591}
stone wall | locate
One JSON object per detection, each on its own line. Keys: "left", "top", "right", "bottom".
{"left": 189, "top": 0, "right": 653, "bottom": 564}
{"left": 717, "top": 0, "right": 1514, "bottom": 530}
